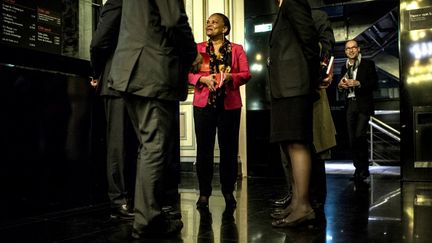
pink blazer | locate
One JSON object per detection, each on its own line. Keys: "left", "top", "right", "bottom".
{"left": 188, "top": 42, "right": 251, "bottom": 110}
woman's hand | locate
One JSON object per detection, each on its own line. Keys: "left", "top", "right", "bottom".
{"left": 223, "top": 73, "right": 232, "bottom": 83}
{"left": 199, "top": 75, "right": 218, "bottom": 92}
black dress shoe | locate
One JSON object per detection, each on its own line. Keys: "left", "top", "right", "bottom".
{"left": 271, "top": 194, "right": 292, "bottom": 208}
{"left": 223, "top": 193, "right": 237, "bottom": 209}
{"left": 162, "top": 206, "right": 182, "bottom": 220}
{"left": 131, "top": 218, "right": 183, "bottom": 239}
{"left": 350, "top": 170, "right": 370, "bottom": 181}
{"left": 354, "top": 179, "right": 370, "bottom": 191}
{"left": 359, "top": 170, "right": 370, "bottom": 180}
{"left": 349, "top": 169, "right": 359, "bottom": 181}
{"left": 110, "top": 204, "right": 134, "bottom": 220}
{"left": 196, "top": 196, "right": 209, "bottom": 209}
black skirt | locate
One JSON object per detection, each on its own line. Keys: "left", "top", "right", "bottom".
{"left": 270, "top": 95, "right": 313, "bottom": 143}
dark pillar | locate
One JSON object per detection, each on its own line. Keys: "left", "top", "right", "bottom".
{"left": 400, "top": 1, "right": 432, "bottom": 181}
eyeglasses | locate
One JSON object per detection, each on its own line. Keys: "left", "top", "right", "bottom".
{"left": 345, "top": 46, "right": 358, "bottom": 51}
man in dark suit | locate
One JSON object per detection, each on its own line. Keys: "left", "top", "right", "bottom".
{"left": 338, "top": 39, "right": 378, "bottom": 182}
{"left": 90, "top": 0, "right": 136, "bottom": 220}
{"left": 108, "top": 0, "right": 198, "bottom": 238}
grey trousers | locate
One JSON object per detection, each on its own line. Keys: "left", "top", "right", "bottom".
{"left": 123, "top": 94, "right": 179, "bottom": 228}
{"left": 104, "top": 97, "right": 136, "bottom": 208}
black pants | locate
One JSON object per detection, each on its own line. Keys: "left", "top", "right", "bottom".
{"left": 309, "top": 152, "right": 327, "bottom": 207}
{"left": 104, "top": 97, "right": 137, "bottom": 208}
{"left": 194, "top": 106, "right": 241, "bottom": 196}
{"left": 346, "top": 100, "right": 370, "bottom": 176}
{"left": 123, "top": 94, "right": 179, "bottom": 228}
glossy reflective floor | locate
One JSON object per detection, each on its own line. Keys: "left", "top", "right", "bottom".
{"left": 0, "top": 161, "right": 431, "bottom": 243}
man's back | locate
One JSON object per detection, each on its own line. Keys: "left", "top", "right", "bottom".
{"left": 109, "top": 0, "right": 197, "bottom": 101}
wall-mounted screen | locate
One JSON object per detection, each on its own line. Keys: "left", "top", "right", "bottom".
{"left": 1, "top": 0, "right": 67, "bottom": 54}
{"left": 1, "top": 0, "right": 96, "bottom": 76}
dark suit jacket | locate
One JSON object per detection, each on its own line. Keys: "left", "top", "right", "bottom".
{"left": 340, "top": 58, "right": 378, "bottom": 115}
{"left": 90, "top": 0, "right": 122, "bottom": 97}
{"left": 312, "top": 10, "right": 335, "bottom": 58}
{"left": 268, "top": 0, "right": 320, "bottom": 99}
{"left": 108, "top": 0, "right": 197, "bottom": 101}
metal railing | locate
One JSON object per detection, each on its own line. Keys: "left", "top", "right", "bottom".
{"left": 369, "top": 113, "right": 400, "bottom": 163}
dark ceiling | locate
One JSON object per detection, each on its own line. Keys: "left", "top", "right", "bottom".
{"left": 245, "top": 0, "right": 400, "bottom": 80}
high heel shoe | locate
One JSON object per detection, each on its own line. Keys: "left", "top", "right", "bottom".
{"left": 196, "top": 196, "right": 209, "bottom": 209}
{"left": 272, "top": 209, "right": 315, "bottom": 227}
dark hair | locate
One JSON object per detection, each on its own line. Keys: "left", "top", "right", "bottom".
{"left": 211, "top": 13, "right": 231, "bottom": 36}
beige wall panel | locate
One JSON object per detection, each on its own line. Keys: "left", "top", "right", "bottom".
{"left": 179, "top": 95, "right": 196, "bottom": 158}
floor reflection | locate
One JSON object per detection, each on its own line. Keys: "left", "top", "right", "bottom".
{"left": 197, "top": 207, "right": 214, "bottom": 242}
{"left": 402, "top": 182, "right": 432, "bottom": 243}
{"left": 278, "top": 224, "right": 327, "bottom": 243}
{"left": 195, "top": 207, "right": 240, "bottom": 243}
{"left": 2, "top": 165, "right": 432, "bottom": 243}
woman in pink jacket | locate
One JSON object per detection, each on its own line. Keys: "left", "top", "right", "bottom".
{"left": 188, "top": 13, "right": 251, "bottom": 210}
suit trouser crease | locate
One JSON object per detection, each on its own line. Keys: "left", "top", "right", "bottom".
{"left": 104, "top": 97, "right": 128, "bottom": 207}
{"left": 194, "top": 106, "right": 241, "bottom": 196}
{"left": 123, "top": 94, "right": 177, "bottom": 228}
